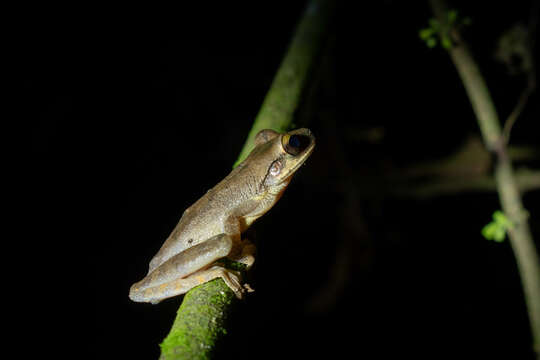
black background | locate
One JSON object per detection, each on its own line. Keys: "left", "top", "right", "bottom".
{"left": 15, "top": 1, "right": 539, "bottom": 359}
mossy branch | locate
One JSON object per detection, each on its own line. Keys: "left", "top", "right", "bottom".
{"left": 429, "top": 1, "right": 540, "bottom": 357}
{"left": 159, "top": 279, "right": 235, "bottom": 360}
{"left": 233, "top": 0, "right": 332, "bottom": 167}
{"left": 159, "top": 1, "right": 331, "bottom": 359}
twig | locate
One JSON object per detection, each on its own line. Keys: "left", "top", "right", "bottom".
{"left": 502, "top": 1, "right": 538, "bottom": 144}
{"left": 429, "top": 1, "right": 540, "bottom": 357}
{"left": 502, "top": 82, "right": 535, "bottom": 144}
{"left": 158, "top": 1, "right": 332, "bottom": 358}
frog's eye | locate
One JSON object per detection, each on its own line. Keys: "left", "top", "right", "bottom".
{"left": 282, "top": 134, "right": 307, "bottom": 155}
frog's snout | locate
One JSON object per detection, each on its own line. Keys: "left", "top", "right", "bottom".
{"left": 129, "top": 280, "right": 147, "bottom": 303}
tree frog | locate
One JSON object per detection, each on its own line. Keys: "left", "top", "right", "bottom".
{"left": 129, "top": 128, "right": 315, "bottom": 303}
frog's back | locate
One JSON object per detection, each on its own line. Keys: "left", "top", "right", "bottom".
{"left": 147, "top": 165, "right": 258, "bottom": 274}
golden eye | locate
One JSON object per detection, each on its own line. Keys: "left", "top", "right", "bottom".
{"left": 281, "top": 134, "right": 302, "bottom": 155}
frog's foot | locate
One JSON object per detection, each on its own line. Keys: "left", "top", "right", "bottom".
{"left": 243, "top": 283, "right": 255, "bottom": 293}
{"left": 204, "top": 265, "right": 245, "bottom": 299}
{"left": 231, "top": 240, "right": 256, "bottom": 270}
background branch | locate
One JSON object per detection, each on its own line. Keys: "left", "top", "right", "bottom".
{"left": 159, "top": 1, "right": 332, "bottom": 358}
{"left": 429, "top": 1, "right": 540, "bottom": 357}
{"left": 386, "top": 169, "right": 540, "bottom": 198}
{"left": 501, "top": 1, "right": 538, "bottom": 144}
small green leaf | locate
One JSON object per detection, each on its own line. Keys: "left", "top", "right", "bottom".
{"left": 482, "top": 221, "right": 507, "bottom": 242}
{"left": 441, "top": 36, "right": 452, "bottom": 49}
{"left": 493, "top": 227, "right": 506, "bottom": 242}
{"left": 428, "top": 18, "right": 440, "bottom": 30}
{"left": 426, "top": 37, "right": 437, "bottom": 48}
{"left": 482, "top": 222, "right": 497, "bottom": 239}
{"left": 493, "top": 210, "right": 505, "bottom": 223}
{"left": 482, "top": 210, "right": 514, "bottom": 242}
{"left": 447, "top": 10, "right": 458, "bottom": 24}
{"left": 493, "top": 210, "right": 513, "bottom": 228}
{"left": 419, "top": 28, "right": 435, "bottom": 40}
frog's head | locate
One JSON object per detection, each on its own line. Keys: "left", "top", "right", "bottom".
{"left": 244, "top": 128, "right": 315, "bottom": 189}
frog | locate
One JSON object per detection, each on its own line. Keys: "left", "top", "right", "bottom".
{"left": 129, "top": 128, "right": 315, "bottom": 304}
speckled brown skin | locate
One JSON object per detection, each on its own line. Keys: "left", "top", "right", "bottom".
{"left": 129, "top": 128, "right": 315, "bottom": 303}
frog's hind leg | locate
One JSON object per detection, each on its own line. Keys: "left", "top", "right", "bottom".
{"left": 133, "top": 265, "right": 245, "bottom": 304}
{"left": 129, "top": 234, "right": 234, "bottom": 303}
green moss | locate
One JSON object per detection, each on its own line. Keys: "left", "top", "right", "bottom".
{"left": 216, "top": 258, "right": 247, "bottom": 272}
{"left": 159, "top": 279, "right": 235, "bottom": 360}
{"left": 159, "top": 259, "right": 247, "bottom": 359}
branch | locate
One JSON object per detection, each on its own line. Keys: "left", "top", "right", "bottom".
{"left": 501, "top": 3, "right": 538, "bottom": 144}
{"left": 429, "top": 1, "right": 540, "bottom": 357}
{"left": 159, "top": 1, "right": 332, "bottom": 358}
{"left": 502, "top": 80, "right": 535, "bottom": 144}
{"left": 233, "top": 0, "right": 332, "bottom": 167}
{"left": 387, "top": 169, "right": 540, "bottom": 198}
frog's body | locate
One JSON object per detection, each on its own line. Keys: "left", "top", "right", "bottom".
{"left": 129, "top": 128, "right": 315, "bottom": 303}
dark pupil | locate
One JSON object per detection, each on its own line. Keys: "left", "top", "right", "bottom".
{"left": 289, "top": 135, "right": 301, "bottom": 148}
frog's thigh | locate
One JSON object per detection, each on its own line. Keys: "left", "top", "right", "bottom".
{"left": 129, "top": 234, "right": 233, "bottom": 302}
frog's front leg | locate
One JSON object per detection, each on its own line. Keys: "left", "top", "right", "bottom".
{"left": 129, "top": 233, "right": 240, "bottom": 303}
